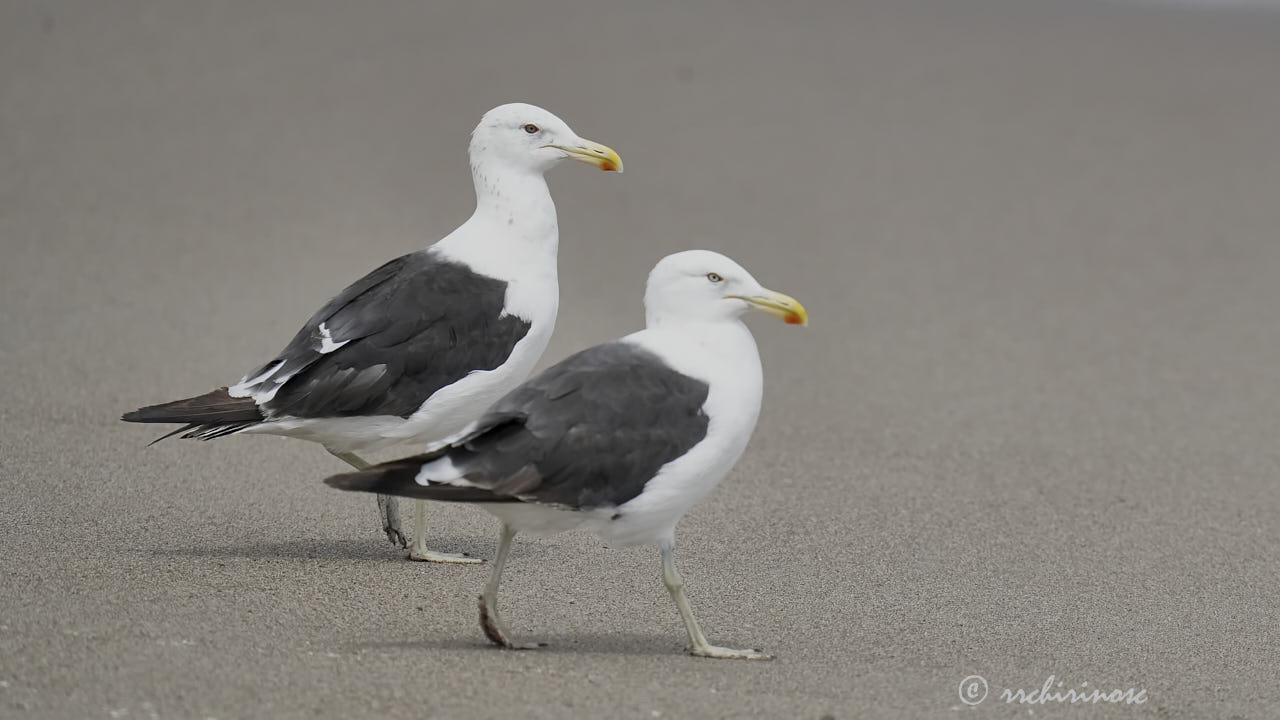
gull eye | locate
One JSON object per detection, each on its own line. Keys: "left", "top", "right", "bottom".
{"left": 523, "top": 123, "right": 540, "bottom": 134}
{"left": 706, "top": 272, "right": 723, "bottom": 283}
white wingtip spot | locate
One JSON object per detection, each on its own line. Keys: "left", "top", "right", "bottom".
{"left": 317, "top": 322, "right": 351, "bottom": 354}
{"left": 416, "top": 457, "right": 465, "bottom": 485}
{"left": 228, "top": 360, "right": 285, "bottom": 398}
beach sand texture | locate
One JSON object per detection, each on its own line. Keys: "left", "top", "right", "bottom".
{"left": 2, "top": 1, "right": 1278, "bottom": 717}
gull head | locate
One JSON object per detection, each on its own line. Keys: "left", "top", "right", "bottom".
{"left": 643, "top": 250, "right": 808, "bottom": 328}
{"left": 470, "top": 103, "right": 622, "bottom": 175}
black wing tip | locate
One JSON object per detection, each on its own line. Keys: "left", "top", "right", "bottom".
{"left": 120, "top": 388, "right": 263, "bottom": 426}
{"left": 144, "top": 424, "right": 199, "bottom": 446}
{"left": 120, "top": 407, "right": 173, "bottom": 423}
{"left": 323, "top": 466, "right": 430, "bottom": 499}
{"left": 324, "top": 471, "right": 379, "bottom": 492}
{"left": 121, "top": 406, "right": 168, "bottom": 423}
{"left": 323, "top": 458, "right": 509, "bottom": 503}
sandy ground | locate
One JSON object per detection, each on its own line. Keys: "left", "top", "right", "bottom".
{"left": 2, "top": 0, "right": 1279, "bottom": 717}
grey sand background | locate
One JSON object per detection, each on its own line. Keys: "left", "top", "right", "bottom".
{"left": 2, "top": 1, "right": 1278, "bottom": 717}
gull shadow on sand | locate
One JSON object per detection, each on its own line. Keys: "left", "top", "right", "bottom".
{"left": 348, "top": 632, "right": 682, "bottom": 657}
{"left": 152, "top": 536, "right": 490, "bottom": 562}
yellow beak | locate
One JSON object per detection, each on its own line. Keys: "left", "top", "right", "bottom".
{"left": 547, "top": 139, "right": 623, "bottom": 173}
{"left": 733, "top": 289, "right": 809, "bottom": 326}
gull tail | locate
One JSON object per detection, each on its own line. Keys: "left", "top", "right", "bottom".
{"left": 122, "top": 387, "right": 264, "bottom": 444}
{"left": 324, "top": 452, "right": 510, "bottom": 503}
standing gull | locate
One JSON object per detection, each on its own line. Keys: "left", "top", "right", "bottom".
{"left": 123, "top": 103, "right": 622, "bottom": 562}
{"left": 325, "top": 250, "right": 807, "bottom": 659}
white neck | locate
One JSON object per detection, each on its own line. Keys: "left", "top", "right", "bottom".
{"left": 630, "top": 319, "right": 762, "bottom": 402}
{"left": 473, "top": 158, "right": 555, "bottom": 220}
{"left": 434, "top": 157, "right": 559, "bottom": 266}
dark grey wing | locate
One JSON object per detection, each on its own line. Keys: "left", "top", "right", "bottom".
{"left": 239, "top": 249, "right": 531, "bottom": 419}
{"left": 438, "top": 341, "right": 711, "bottom": 509}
